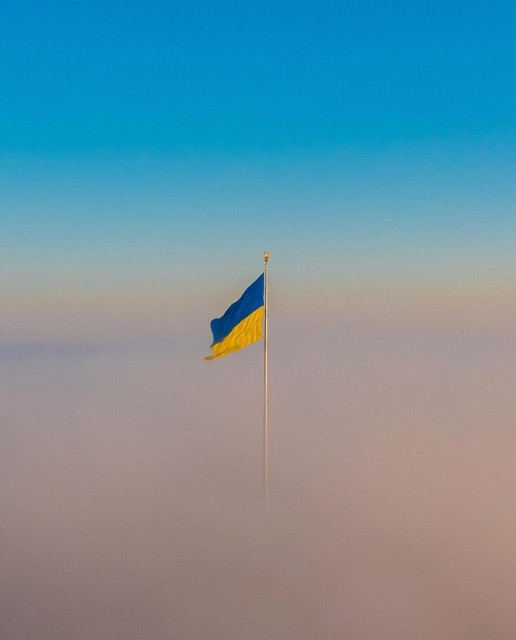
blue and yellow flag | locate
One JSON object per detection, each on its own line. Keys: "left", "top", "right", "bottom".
{"left": 204, "top": 274, "right": 264, "bottom": 361}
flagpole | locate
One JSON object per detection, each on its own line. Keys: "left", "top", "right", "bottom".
{"left": 263, "top": 251, "right": 270, "bottom": 502}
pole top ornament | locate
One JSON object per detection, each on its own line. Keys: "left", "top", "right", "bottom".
{"left": 263, "top": 251, "right": 270, "bottom": 263}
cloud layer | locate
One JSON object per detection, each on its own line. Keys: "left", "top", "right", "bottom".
{"left": 1, "top": 316, "right": 515, "bottom": 639}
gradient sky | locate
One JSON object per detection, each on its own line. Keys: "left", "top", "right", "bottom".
{"left": 2, "top": 0, "right": 515, "bottom": 299}
{"left": 2, "top": 2, "right": 516, "bottom": 639}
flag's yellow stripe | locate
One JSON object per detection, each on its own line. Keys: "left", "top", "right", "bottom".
{"left": 204, "top": 306, "right": 263, "bottom": 361}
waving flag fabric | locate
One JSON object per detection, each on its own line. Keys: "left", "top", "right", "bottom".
{"left": 204, "top": 274, "right": 264, "bottom": 361}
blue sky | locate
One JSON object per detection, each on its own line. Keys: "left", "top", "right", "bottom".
{"left": 1, "top": 0, "right": 515, "bottom": 300}
{"left": 2, "top": 1, "right": 515, "bottom": 152}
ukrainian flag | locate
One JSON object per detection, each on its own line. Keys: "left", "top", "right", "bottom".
{"left": 204, "top": 274, "right": 264, "bottom": 361}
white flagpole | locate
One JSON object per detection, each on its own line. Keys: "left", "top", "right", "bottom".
{"left": 263, "top": 251, "right": 270, "bottom": 502}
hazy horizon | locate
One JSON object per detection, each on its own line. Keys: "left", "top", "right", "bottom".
{"left": 3, "top": 300, "right": 516, "bottom": 638}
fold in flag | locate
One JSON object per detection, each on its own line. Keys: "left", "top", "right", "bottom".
{"left": 204, "top": 273, "right": 264, "bottom": 361}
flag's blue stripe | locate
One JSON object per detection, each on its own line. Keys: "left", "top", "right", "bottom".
{"left": 210, "top": 273, "right": 264, "bottom": 346}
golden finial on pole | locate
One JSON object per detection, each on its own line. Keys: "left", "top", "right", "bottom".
{"left": 263, "top": 250, "right": 270, "bottom": 264}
